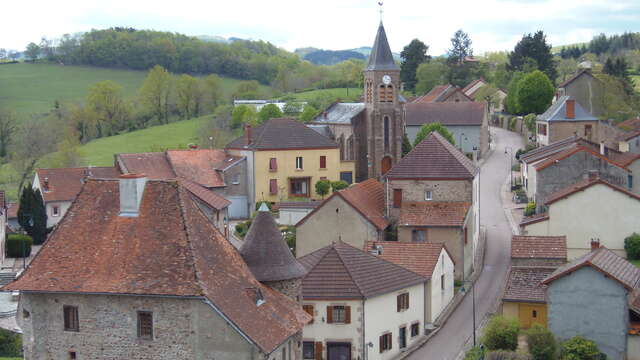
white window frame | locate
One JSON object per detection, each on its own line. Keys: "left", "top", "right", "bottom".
{"left": 295, "top": 156, "right": 303, "bottom": 170}
{"left": 425, "top": 190, "right": 432, "bottom": 201}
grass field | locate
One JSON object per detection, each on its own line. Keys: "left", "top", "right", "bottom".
{"left": 285, "top": 87, "right": 362, "bottom": 102}
{"left": 632, "top": 259, "right": 640, "bottom": 268}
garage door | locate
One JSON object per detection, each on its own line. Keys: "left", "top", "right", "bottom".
{"left": 227, "top": 196, "right": 249, "bottom": 219}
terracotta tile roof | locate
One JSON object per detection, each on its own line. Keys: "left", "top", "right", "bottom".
{"left": 364, "top": 241, "right": 453, "bottom": 279}
{"left": 240, "top": 205, "right": 306, "bottom": 282}
{"left": 618, "top": 117, "right": 640, "bottom": 132}
{"left": 503, "top": 266, "right": 555, "bottom": 303}
{"left": 545, "top": 177, "right": 640, "bottom": 206}
{"left": 179, "top": 178, "right": 230, "bottom": 210}
{"left": 399, "top": 201, "right": 470, "bottom": 227}
{"left": 534, "top": 144, "right": 630, "bottom": 172}
{"left": 405, "top": 102, "right": 486, "bottom": 127}
{"left": 116, "top": 152, "right": 176, "bottom": 179}
{"left": 542, "top": 247, "right": 640, "bottom": 290}
{"left": 511, "top": 236, "right": 567, "bottom": 260}
{"left": 413, "top": 85, "right": 452, "bottom": 103}
{"left": 36, "top": 167, "right": 119, "bottom": 202}
{"left": 167, "top": 149, "right": 242, "bottom": 188}
{"left": 298, "top": 242, "right": 425, "bottom": 300}
{"left": 462, "top": 78, "right": 485, "bottom": 95}
{"left": 296, "top": 179, "right": 388, "bottom": 231}
{"left": 519, "top": 213, "right": 549, "bottom": 227}
{"left": 385, "top": 132, "right": 477, "bottom": 179}
{"left": 617, "top": 129, "right": 640, "bottom": 142}
{"left": 4, "top": 179, "right": 309, "bottom": 353}
{"left": 6, "top": 202, "right": 17, "bottom": 219}
{"left": 226, "top": 118, "right": 338, "bottom": 150}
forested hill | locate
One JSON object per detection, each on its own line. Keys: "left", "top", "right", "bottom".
{"left": 303, "top": 50, "right": 365, "bottom": 65}
{"left": 39, "top": 28, "right": 298, "bottom": 84}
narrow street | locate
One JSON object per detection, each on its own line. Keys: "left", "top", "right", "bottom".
{"left": 408, "top": 126, "right": 524, "bottom": 359}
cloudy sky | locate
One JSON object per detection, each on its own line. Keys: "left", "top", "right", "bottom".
{"left": 2, "top": 0, "right": 639, "bottom": 55}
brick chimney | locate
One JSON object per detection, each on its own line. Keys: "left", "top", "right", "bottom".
{"left": 244, "top": 124, "right": 252, "bottom": 146}
{"left": 119, "top": 174, "right": 147, "bottom": 217}
{"left": 566, "top": 99, "right": 575, "bottom": 119}
{"left": 590, "top": 238, "right": 600, "bottom": 250}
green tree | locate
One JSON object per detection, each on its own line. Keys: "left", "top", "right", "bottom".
{"left": 0, "top": 111, "right": 17, "bottom": 158}
{"left": 624, "top": 233, "right": 640, "bottom": 259}
{"left": 176, "top": 74, "right": 201, "bottom": 119}
{"left": 233, "top": 80, "right": 261, "bottom": 99}
{"left": 524, "top": 113, "right": 537, "bottom": 134}
{"left": 481, "top": 315, "right": 520, "bottom": 351}
{"left": 557, "top": 57, "right": 578, "bottom": 83}
{"left": 202, "top": 74, "right": 223, "bottom": 111}
{"left": 257, "top": 104, "right": 283, "bottom": 124}
{"left": 400, "top": 39, "right": 430, "bottom": 92}
{"left": 473, "top": 84, "right": 501, "bottom": 112}
{"left": 11, "top": 118, "right": 57, "bottom": 195}
{"left": 315, "top": 180, "right": 331, "bottom": 199}
{"left": 17, "top": 185, "right": 48, "bottom": 245}
{"left": 413, "top": 122, "right": 455, "bottom": 147}
{"left": 139, "top": 65, "right": 173, "bottom": 124}
{"left": 331, "top": 180, "right": 349, "bottom": 193}
{"left": 299, "top": 104, "right": 318, "bottom": 123}
{"left": 25, "top": 42, "right": 41, "bottom": 61}
{"left": 447, "top": 29, "right": 473, "bottom": 65}
{"left": 402, "top": 134, "right": 412, "bottom": 157}
{"left": 508, "top": 31, "right": 558, "bottom": 82}
{"left": 87, "top": 80, "right": 130, "bottom": 137}
{"left": 526, "top": 324, "right": 557, "bottom": 360}
{"left": 231, "top": 105, "right": 257, "bottom": 128}
{"left": 517, "top": 70, "right": 555, "bottom": 114}
{"left": 559, "top": 336, "right": 600, "bottom": 360}
{"left": 415, "top": 61, "right": 449, "bottom": 94}
{"left": 283, "top": 102, "right": 303, "bottom": 116}
{"left": 504, "top": 72, "right": 525, "bottom": 114}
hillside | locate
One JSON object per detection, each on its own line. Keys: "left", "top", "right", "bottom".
{"left": 285, "top": 88, "right": 362, "bottom": 102}
{"left": 295, "top": 46, "right": 400, "bottom": 65}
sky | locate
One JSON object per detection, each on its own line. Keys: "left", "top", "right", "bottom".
{"left": 2, "top": 0, "right": 639, "bottom": 56}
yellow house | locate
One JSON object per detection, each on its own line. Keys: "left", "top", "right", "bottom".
{"left": 227, "top": 118, "right": 355, "bottom": 209}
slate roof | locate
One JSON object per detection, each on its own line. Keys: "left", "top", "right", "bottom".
{"left": 226, "top": 118, "right": 338, "bottom": 150}
{"left": 538, "top": 96, "right": 597, "bottom": 122}
{"left": 503, "top": 266, "right": 555, "bottom": 303}
{"left": 544, "top": 177, "right": 640, "bottom": 206}
{"left": 364, "top": 241, "right": 452, "bottom": 279}
{"left": 366, "top": 22, "right": 399, "bottom": 71}
{"left": 405, "top": 102, "right": 486, "bottom": 127}
{"left": 511, "top": 236, "right": 567, "bottom": 260}
{"left": 296, "top": 179, "right": 388, "bottom": 231}
{"left": 542, "top": 247, "right": 640, "bottom": 290}
{"left": 36, "top": 167, "right": 120, "bottom": 202}
{"left": 167, "top": 149, "right": 242, "bottom": 188}
{"left": 3, "top": 179, "right": 309, "bottom": 353}
{"left": 240, "top": 204, "right": 306, "bottom": 282}
{"left": 298, "top": 242, "right": 424, "bottom": 300}
{"left": 307, "top": 124, "right": 334, "bottom": 139}
{"left": 312, "top": 103, "right": 365, "bottom": 124}
{"left": 385, "top": 132, "right": 477, "bottom": 179}
{"left": 399, "top": 201, "right": 470, "bottom": 227}
{"left": 533, "top": 144, "right": 630, "bottom": 172}
{"left": 520, "top": 135, "right": 580, "bottom": 164}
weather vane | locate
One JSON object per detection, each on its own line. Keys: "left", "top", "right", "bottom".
{"left": 378, "top": 1, "right": 384, "bottom": 21}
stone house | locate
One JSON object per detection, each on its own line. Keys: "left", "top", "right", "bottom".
{"left": 556, "top": 69, "right": 604, "bottom": 118}
{"left": 296, "top": 179, "right": 387, "bottom": 257}
{"left": 33, "top": 167, "right": 120, "bottom": 228}
{"left": 502, "top": 235, "right": 567, "bottom": 329}
{"left": 412, "top": 84, "right": 472, "bottom": 104}
{"left": 405, "top": 101, "right": 489, "bottom": 159}
{"left": 541, "top": 247, "right": 640, "bottom": 360}
{"left": 384, "top": 132, "right": 479, "bottom": 280}
{"left": 462, "top": 78, "right": 507, "bottom": 113}
{"left": 116, "top": 148, "right": 246, "bottom": 219}
{"left": 536, "top": 96, "right": 608, "bottom": 146}
{"left": 521, "top": 178, "right": 640, "bottom": 259}
{"left": 298, "top": 242, "right": 426, "bottom": 360}
{"left": 4, "top": 175, "right": 310, "bottom": 360}
{"left": 364, "top": 241, "right": 455, "bottom": 324}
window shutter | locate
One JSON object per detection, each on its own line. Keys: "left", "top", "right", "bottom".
{"left": 270, "top": 158, "right": 277, "bottom": 171}
{"left": 379, "top": 335, "right": 384, "bottom": 353}
{"left": 315, "top": 342, "right": 323, "bottom": 360}
{"left": 326, "top": 306, "right": 333, "bottom": 324}
{"left": 397, "top": 295, "right": 401, "bottom": 312}
{"left": 389, "top": 333, "right": 392, "bottom": 350}
{"left": 320, "top": 156, "right": 326, "bottom": 169}
{"left": 344, "top": 306, "right": 351, "bottom": 324}
{"left": 406, "top": 293, "right": 409, "bottom": 309}
{"left": 303, "top": 305, "right": 314, "bottom": 324}
{"left": 270, "top": 179, "right": 278, "bottom": 195}
{"left": 393, "top": 189, "right": 402, "bottom": 208}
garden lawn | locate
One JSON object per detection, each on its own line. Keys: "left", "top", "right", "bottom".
{"left": 631, "top": 259, "right": 640, "bottom": 268}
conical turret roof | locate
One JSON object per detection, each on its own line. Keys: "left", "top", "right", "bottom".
{"left": 366, "top": 22, "right": 399, "bottom": 71}
{"left": 240, "top": 204, "right": 307, "bottom": 282}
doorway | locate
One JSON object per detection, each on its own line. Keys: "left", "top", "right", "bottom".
{"left": 381, "top": 156, "right": 392, "bottom": 175}
{"left": 327, "top": 342, "right": 351, "bottom": 360}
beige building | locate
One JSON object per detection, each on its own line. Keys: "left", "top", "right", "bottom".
{"left": 462, "top": 78, "right": 507, "bottom": 113}
{"left": 536, "top": 96, "right": 604, "bottom": 146}
{"left": 521, "top": 178, "right": 640, "bottom": 259}
{"left": 299, "top": 242, "right": 426, "bottom": 360}
{"left": 296, "top": 179, "right": 387, "bottom": 257}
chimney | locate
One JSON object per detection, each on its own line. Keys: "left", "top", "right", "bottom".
{"left": 119, "top": 174, "right": 147, "bottom": 217}
{"left": 590, "top": 238, "right": 600, "bottom": 250}
{"left": 565, "top": 99, "right": 575, "bottom": 119}
{"left": 244, "top": 125, "right": 252, "bottom": 146}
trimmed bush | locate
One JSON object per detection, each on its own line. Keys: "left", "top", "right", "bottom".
{"left": 5, "top": 234, "right": 32, "bottom": 258}
{"left": 559, "top": 336, "right": 600, "bottom": 360}
{"left": 464, "top": 346, "right": 484, "bottom": 360}
{"left": 524, "top": 202, "right": 536, "bottom": 216}
{"left": 482, "top": 315, "right": 520, "bottom": 351}
{"left": 526, "top": 324, "right": 556, "bottom": 360}
{"left": 331, "top": 180, "right": 349, "bottom": 193}
{"left": 624, "top": 232, "right": 640, "bottom": 260}
{"left": 0, "top": 328, "right": 22, "bottom": 356}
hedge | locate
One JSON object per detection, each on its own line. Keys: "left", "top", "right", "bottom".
{"left": 6, "top": 234, "right": 32, "bottom": 258}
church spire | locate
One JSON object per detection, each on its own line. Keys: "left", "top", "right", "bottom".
{"left": 366, "top": 22, "right": 399, "bottom": 71}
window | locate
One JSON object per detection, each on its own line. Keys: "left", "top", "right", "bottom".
{"left": 386, "top": 85, "right": 394, "bottom": 102}
{"left": 232, "top": 173, "right": 240, "bottom": 185}
{"left": 399, "top": 326, "right": 407, "bottom": 349}
{"left": 628, "top": 175, "right": 633, "bottom": 190}
{"left": 340, "top": 171, "right": 353, "bottom": 184}
{"left": 319, "top": 156, "right": 327, "bottom": 169}
{"left": 295, "top": 156, "right": 303, "bottom": 170}
{"left": 393, "top": 189, "right": 402, "bottom": 208}
{"left": 303, "top": 342, "right": 315, "bottom": 359}
{"left": 441, "top": 274, "right": 445, "bottom": 290}
{"left": 137, "top": 311, "right": 153, "bottom": 339}
{"left": 282, "top": 347, "right": 286, "bottom": 360}
{"left": 584, "top": 124, "right": 593, "bottom": 138}
{"left": 326, "top": 305, "right": 350, "bottom": 324}
{"left": 52, "top": 206, "right": 60, "bottom": 217}
{"left": 464, "top": 227, "right": 468, "bottom": 245}
{"left": 22, "top": 309, "right": 30, "bottom": 319}
{"left": 411, "top": 322, "right": 420, "bottom": 337}
{"left": 379, "top": 333, "right": 392, "bottom": 353}
{"left": 397, "top": 293, "right": 409, "bottom": 312}
{"left": 332, "top": 306, "right": 345, "bottom": 323}
{"left": 532, "top": 310, "right": 537, "bottom": 318}
{"left": 69, "top": 352, "right": 77, "bottom": 360}
{"left": 270, "top": 179, "right": 278, "bottom": 195}
{"left": 412, "top": 230, "right": 425, "bottom": 242}
{"left": 537, "top": 123, "right": 547, "bottom": 136}
{"left": 63, "top": 306, "right": 79, "bottom": 332}
{"left": 290, "top": 178, "right": 310, "bottom": 197}
{"left": 302, "top": 305, "right": 314, "bottom": 324}
{"left": 379, "top": 84, "right": 386, "bottom": 101}
{"left": 425, "top": 190, "right": 432, "bottom": 201}
{"left": 269, "top": 157, "right": 277, "bottom": 171}
{"left": 384, "top": 116, "right": 390, "bottom": 150}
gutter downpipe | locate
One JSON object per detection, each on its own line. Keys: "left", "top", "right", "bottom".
{"left": 363, "top": 299, "right": 367, "bottom": 360}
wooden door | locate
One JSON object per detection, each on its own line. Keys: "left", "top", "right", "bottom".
{"left": 519, "top": 303, "right": 547, "bottom": 328}
{"left": 381, "top": 156, "right": 392, "bottom": 175}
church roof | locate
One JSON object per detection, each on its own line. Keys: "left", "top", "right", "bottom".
{"left": 240, "top": 204, "right": 307, "bottom": 282}
{"left": 312, "top": 102, "right": 365, "bottom": 124}
{"left": 366, "top": 22, "right": 399, "bottom": 71}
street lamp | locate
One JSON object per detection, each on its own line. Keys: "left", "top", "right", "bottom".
{"left": 460, "top": 281, "right": 477, "bottom": 347}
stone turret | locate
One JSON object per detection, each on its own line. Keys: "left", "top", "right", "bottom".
{"left": 240, "top": 203, "right": 306, "bottom": 302}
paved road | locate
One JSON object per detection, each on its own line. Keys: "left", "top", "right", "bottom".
{"left": 408, "top": 126, "right": 524, "bottom": 359}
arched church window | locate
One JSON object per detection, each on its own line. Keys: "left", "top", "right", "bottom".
{"left": 384, "top": 116, "right": 390, "bottom": 151}
{"left": 347, "top": 135, "right": 354, "bottom": 160}
{"left": 386, "top": 85, "right": 394, "bottom": 103}
{"left": 379, "top": 84, "right": 386, "bottom": 102}
{"left": 366, "top": 80, "right": 373, "bottom": 103}
{"left": 338, "top": 135, "right": 345, "bottom": 160}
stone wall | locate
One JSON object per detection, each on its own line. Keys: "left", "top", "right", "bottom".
{"left": 220, "top": 159, "right": 249, "bottom": 197}
{"left": 387, "top": 179, "right": 472, "bottom": 220}
{"left": 563, "top": 74, "right": 605, "bottom": 117}
{"left": 264, "top": 278, "right": 302, "bottom": 304}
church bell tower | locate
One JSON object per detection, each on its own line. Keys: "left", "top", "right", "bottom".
{"left": 363, "top": 22, "right": 403, "bottom": 179}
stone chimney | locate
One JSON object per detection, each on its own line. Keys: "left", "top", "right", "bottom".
{"left": 590, "top": 238, "right": 600, "bottom": 250}
{"left": 565, "top": 99, "right": 575, "bottom": 119}
{"left": 244, "top": 125, "right": 252, "bottom": 146}
{"left": 119, "top": 174, "right": 147, "bottom": 217}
